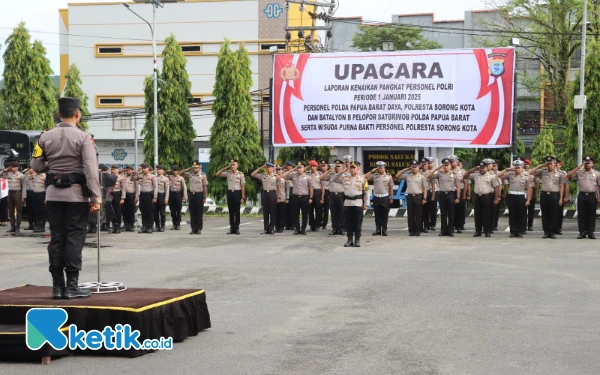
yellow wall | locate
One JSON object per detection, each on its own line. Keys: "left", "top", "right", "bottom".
{"left": 287, "top": 3, "right": 316, "bottom": 44}
{"left": 60, "top": 54, "right": 69, "bottom": 94}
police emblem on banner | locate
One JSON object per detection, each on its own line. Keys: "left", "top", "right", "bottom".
{"left": 280, "top": 63, "right": 301, "bottom": 81}
{"left": 488, "top": 53, "right": 507, "bottom": 77}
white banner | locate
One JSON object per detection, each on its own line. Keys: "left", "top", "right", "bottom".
{"left": 272, "top": 48, "right": 515, "bottom": 148}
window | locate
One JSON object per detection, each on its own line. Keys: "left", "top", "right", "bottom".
{"left": 181, "top": 45, "right": 201, "bottom": 53}
{"left": 112, "top": 115, "right": 133, "bottom": 131}
{"left": 188, "top": 96, "right": 202, "bottom": 105}
{"left": 260, "top": 43, "right": 286, "bottom": 51}
{"left": 97, "top": 96, "right": 124, "bottom": 107}
{"left": 97, "top": 46, "right": 123, "bottom": 55}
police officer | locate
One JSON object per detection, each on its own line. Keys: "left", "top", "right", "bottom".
{"left": 183, "top": 161, "right": 208, "bottom": 235}
{"left": 216, "top": 159, "right": 246, "bottom": 235}
{"left": 565, "top": 156, "right": 600, "bottom": 239}
{"left": 396, "top": 161, "right": 428, "bottom": 236}
{"left": 108, "top": 165, "right": 125, "bottom": 234}
{"left": 98, "top": 164, "right": 113, "bottom": 232}
{"left": 530, "top": 156, "right": 564, "bottom": 239}
{"left": 364, "top": 161, "right": 393, "bottom": 236}
{"left": 429, "top": 158, "right": 460, "bottom": 236}
{"left": 284, "top": 160, "right": 295, "bottom": 230}
{"left": 319, "top": 160, "right": 330, "bottom": 229}
{"left": 425, "top": 157, "right": 438, "bottom": 230}
{"left": 283, "top": 162, "right": 313, "bottom": 235}
{"left": 251, "top": 162, "right": 278, "bottom": 234}
{"left": 154, "top": 165, "right": 170, "bottom": 232}
{"left": 31, "top": 170, "right": 47, "bottom": 232}
{"left": 1, "top": 161, "right": 26, "bottom": 233}
{"left": 328, "top": 162, "right": 368, "bottom": 247}
{"left": 137, "top": 162, "right": 158, "bottom": 233}
{"left": 168, "top": 165, "right": 187, "bottom": 230}
{"left": 555, "top": 159, "right": 568, "bottom": 235}
{"left": 490, "top": 161, "right": 503, "bottom": 231}
{"left": 30, "top": 97, "right": 101, "bottom": 299}
{"left": 275, "top": 165, "right": 288, "bottom": 233}
{"left": 419, "top": 157, "right": 432, "bottom": 233}
{"left": 24, "top": 169, "right": 35, "bottom": 230}
{"left": 307, "top": 160, "right": 324, "bottom": 232}
{"left": 498, "top": 160, "right": 531, "bottom": 237}
{"left": 449, "top": 155, "right": 466, "bottom": 233}
{"left": 122, "top": 165, "right": 139, "bottom": 232}
{"left": 464, "top": 160, "right": 501, "bottom": 237}
{"left": 324, "top": 160, "right": 345, "bottom": 235}
{"left": 523, "top": 159, "right": 538, "bottom": 231}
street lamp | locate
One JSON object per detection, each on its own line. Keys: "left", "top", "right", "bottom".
{"left": 123, "top": 0, "right": 163, "bottom": 172}
{"left": 382, "top": 41, "right": 394, "bottom": 51}
{"left": 510, "top": 37, "right": 520, "bottom": 164}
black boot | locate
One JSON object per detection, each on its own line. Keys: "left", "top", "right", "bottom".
{"left": 372, "top": 227, "right": 381, "bottom": 236}
{"left": 138, "top": 226, "right": 146, "bottom": 233}
{"left": 354, "top": 236, "right": 361, "bottom": 247}
{"left": 89, "top": 223, "right": 97, "bottom": 233}
{"left": 24, "top": 224, "right": 33, "bottom": 230}
{"left": 52, "top": 272, "right": 65, "bottom": 299}
{"left": 160, "top": 225, "right": 165, "bottom": 232}
{"left": 381, "top": 228, "right": 388, "bottom": 236}
{"left": 8, "top": 225, "right": 15, "bottom": 233}
{"left": 344, "top": 236, "right": 354, "bottom": 247}
{"left": 15, "top": 225, "right": 20, "bottom": 233}
{"left": 63, "top": 272, "right": 91, "bottom": 299}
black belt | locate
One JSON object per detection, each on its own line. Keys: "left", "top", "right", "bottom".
{"left": 543, "top": 191, "right": 560, "bottom": 195}
{"left": 440, "top": 191, "right": 455, "bottom": 194}
{"left": 294, "top": 194, "right": 309, "bottom": 197}
{"left": 47, "top": 173, "right": 86, "bottom": 185}
{"left": 170, "top": 191, "right": 181, "bottom": 194}
{"left": 229, "top": 189, "right": 241, "bottom": 192}
{"left": 345, "top": 195, "right": 362, "bottom": 200}
{"left": 263, "top": 190, "right": 276, "bottom": 193}
{"left": 475, "top": 192, "right": 494, "bottom": 196}
{"left": 579, "top": 192, "right": 596, "bottom": 195}
{"left": 330, "top": 192, "right": 343, "bottom": 195}
{"left": 140, "top": 192, "right": 153, "bottom": 195}
{"left": 190, "top": 191, "right": 204, "bottom": 195}
{"left": 8, "top": 190, "right": 21, "bottom": 193}
{"left": 408, "top": 193, "right": 423, "bottom": 197}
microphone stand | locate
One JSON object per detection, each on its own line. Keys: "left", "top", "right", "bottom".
{"left": 79, "top": 171, "right": 127, "bottom": 294}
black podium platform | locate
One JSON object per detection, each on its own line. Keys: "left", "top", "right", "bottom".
{"left": 0, "top": 285, "right": 211, "bottom": 363}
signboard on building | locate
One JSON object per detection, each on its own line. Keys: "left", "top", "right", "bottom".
{"left": 272, "top": 48, "right": 515, "bottom": 148}
{"left": 362, "top": 150, "right": 424, "bottom": 178}
{"left": 97, "top": 141, "right": 139, "bottom": 170}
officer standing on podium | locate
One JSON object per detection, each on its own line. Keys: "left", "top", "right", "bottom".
{"left": 31, "top": 97, "right": 101, "bottom": 299}
{"left": 565, "top": 155, "right": 600, "bottom": 239}
{"left": 364, "top": 161, "right": 393, "bottom": 236}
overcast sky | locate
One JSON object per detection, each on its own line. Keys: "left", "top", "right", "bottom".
{"left": 0, "top": 0, "right": 486, "bottom": 75}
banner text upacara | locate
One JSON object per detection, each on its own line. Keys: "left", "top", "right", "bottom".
{"left": 334, "top": 62, "right": 443, "bottom": 80}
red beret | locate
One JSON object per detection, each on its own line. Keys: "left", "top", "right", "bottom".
{"left": 524, "top": 159, "right": 531, "bottom": 165}
{"left": 309, "top": 160, "right": 318, "bottom": 167}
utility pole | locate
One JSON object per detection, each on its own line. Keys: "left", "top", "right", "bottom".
{"left": 575, "top": 0, "right": 588, "bottom": 166}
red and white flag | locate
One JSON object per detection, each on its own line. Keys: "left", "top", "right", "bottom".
{"left": 0, "top": 178, "right": 7, "bottom": 199}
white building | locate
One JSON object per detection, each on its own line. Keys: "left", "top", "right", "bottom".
{"left": 58, "top": 0, "right": 300, "bottom": 168}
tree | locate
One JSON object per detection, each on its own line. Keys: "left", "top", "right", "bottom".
{"left": 530, "top": 127, "right": 555, "bottom": 166}
{"left": 208, "top": 40, "right": 265, "bottom": 202}
{"left": 455, "top": 138, "right": 525, "bottom": 168}
{"left": 63, "top": 63, "right": 90, "bottom": 130}
{"left": 564, "top": 39, "right": 600, "bottom": 168}
{"left": 0, "top": 22, "right": 56, "bottom": 130}
{"left": 142, "top": 34, "right": 196, "bottom": 169}
{"left": 478, "top": 0, "right": 583, "bottom": 117}
{"left": 351, "top": 24, "right": 441, "bottom": 52}
{"left": 276, "top": 147, "right": 331, "bottom": 165}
